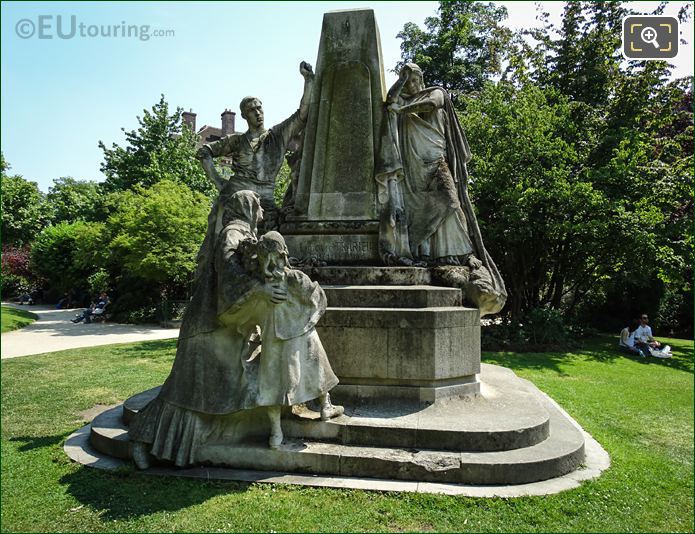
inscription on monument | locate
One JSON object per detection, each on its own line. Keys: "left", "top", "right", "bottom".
{"left": 285, "top": 235, "right": 379, "bottom": 262}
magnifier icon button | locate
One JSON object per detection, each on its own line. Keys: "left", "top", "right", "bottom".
{"left": 640, "top": 26, "right": 660, "bottom": 48}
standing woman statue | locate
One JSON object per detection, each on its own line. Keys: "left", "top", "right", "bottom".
{"left": 383, "top": 63, "right": 507, "bottom": 315}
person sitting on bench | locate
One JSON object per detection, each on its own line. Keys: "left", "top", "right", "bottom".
{"left": 72, "top": 292, "right": 109, "bottom": 324}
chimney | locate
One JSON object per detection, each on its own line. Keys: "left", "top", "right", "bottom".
{"left": 182, "top": 109, "right": 197, "bottom": 132}
{"left": 221, "top": 109, "right": 236, "bottom": 135}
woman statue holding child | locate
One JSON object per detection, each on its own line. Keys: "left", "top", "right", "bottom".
{"left": 129, "top": 190, "right": 342, "bottom": 469}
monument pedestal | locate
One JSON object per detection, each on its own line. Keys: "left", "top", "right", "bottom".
{"left": 83, "top": 271, "right": 588, "bottom": 486}
{"left": 319, "top": 284, "right": 480, "bottom": 403}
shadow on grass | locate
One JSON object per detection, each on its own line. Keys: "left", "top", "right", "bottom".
{"left": 484, "top": 335, "right": 693, "bottom": 375}
{"left": 60, "top": 466, "right": 252, "bottom": 520}
{"left": 10, "top": 431, "right": 73, "bottom": 452}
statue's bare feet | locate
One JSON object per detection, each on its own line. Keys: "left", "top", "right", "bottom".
{"left": 319, "top": 392, "right": 344, "bottom": 420}
{"left": 131, "top": 441, "right": 151, "bottom": 470}
{"left": 466, "top": 254, "right": 483, "bottom": 270}
{"left": 268, "top": 431, "right": 283, "bottom": 449}
{"left": 320, "top": 404, "right": 344, "bottom": 420}
{"left": 267, "top": 406, "right": 283, "bottom": 448}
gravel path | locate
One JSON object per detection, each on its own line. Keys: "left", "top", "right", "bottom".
{"left": 1, "top": 302, "right": 179, "bottom": 359}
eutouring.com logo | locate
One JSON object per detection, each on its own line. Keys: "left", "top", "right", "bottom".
{"left": 15, "top": 15, "right": 175, "bottom": 41}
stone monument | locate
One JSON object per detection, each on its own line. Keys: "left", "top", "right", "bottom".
{"left": 281, "top": 9, "right": 386, "bottom": 264}
{"left": 81, "top": 8, "right": 596, "bottom": 489}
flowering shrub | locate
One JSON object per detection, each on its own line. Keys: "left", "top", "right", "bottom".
{"left": 1, "top": 245, "right": 32, "bottom": 278}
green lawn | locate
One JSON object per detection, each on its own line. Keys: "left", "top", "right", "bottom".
{"left": 1, "top": 305, "right": 38, "bottom": 333}
{"left": 1, "top": 335, "right": 692, "bottom": 532}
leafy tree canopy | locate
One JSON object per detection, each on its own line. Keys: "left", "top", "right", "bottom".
{"left": 30, "top": 221, "right": 106, "bottom": 295}
{"left": 46, "top": 177, "right": 104, "bottom": 224}
{"left": 99, "top": 95, "right": 215, "bottom": 198}
{"left": 106, "top": 180, "right": 210, "bottom": 290}
{"left": 1, "top": 156, "right": 48, "bottom": 246}
{"left": 396, "top": 0, "right": 512, "bottom": 101}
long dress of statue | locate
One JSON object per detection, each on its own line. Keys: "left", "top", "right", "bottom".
{"left": 376, "top": 63, "right": 507, "bottom": 316}
{"left": 129, "top": 190, "right": 341, "bottom": 469}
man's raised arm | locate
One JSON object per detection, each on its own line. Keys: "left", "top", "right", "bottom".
{"left": 299, "top": 61, "right": 315, "bottom": 122}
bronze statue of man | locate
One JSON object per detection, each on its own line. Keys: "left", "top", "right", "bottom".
{"left": 196, "top": 62, "right": 315, "bottom": 231}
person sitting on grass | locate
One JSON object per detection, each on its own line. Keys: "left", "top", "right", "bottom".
{"left": 634, "top": 313, "right": 672, "bottom": 358}
{"left": 619, "top": 319, "right": 647, "bottom": 359}
{"left": 71, "top": 292, "right": 109, "bottom": 324}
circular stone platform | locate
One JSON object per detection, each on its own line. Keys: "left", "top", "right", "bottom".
{"left": 66, "top": 364, "right": 610, "bottom": 496}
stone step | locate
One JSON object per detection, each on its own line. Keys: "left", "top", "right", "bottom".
{"left": 322, "top": 285, "right": 461, "bottom": 308}
{"left": 199, "top": 401, "right": 584, "bottom": 485}
{"left": 91, "top": 395, "right": 582, "bottom": 485}
{"left": 90, "top": 365, "right": 585, "bottom": 485}
{"left": 121, "top": 366, "right": 550, "bottom": 453}
{"left": 90, "top": 406, "right": 130, "bottom": 460}
{"left": 302, "top": 266, "right": 432, "bottom": 286}
{"left": 320, "top": 306, "right": 478, "bottom": 329}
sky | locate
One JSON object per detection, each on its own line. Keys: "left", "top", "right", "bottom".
{"left": 2, "top": 1, "right": 693, "bottom": 192}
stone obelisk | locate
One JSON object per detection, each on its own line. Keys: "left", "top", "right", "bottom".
{"left": 281, "top": 8, "right": 386, "bottom": 264}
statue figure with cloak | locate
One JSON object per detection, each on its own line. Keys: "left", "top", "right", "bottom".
{"left": 377, "top": 62, "right": 507, "bottom": 316}
{"left": 129, "top": 190, "right": 342, "bottom": 469}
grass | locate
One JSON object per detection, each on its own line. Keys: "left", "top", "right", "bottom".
{"left": 1, "top": 305, "right": 38, "bottom": 333}
{"left": 1, "top": 335, "right": 693, "bottom": 532}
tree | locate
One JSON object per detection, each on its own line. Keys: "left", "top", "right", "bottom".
{"left": 46, "top": 177, "right": 104, "bottom": 224}
{"left": 396, "top": 0, "right": 512, "bottom": 102}
{"left": 106, "top": 180, "right": 209, "bottom": 296}
{"left": 99, "top": 95, "right": 215, "bottom": 197}
{"left": 1, "top": 157, "right": 48, "bottom": 246}
{"left": 30, "top": 221, "right": 106, "bottom": 296}
{"left": 460, "top": 82, "right": 654, "bottom": 319}
{"left": 398, "top": 2, "right": 693, "bottom": 335}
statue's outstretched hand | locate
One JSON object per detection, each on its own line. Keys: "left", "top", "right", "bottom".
{"left": 300, "top": 61, "right": 314, "bottom": 79}
{"left": 196, "top": 146, "right": 212, "bottom": 160}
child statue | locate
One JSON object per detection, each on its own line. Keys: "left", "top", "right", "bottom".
{"left": 250, "top": 231, "right": 344, "bottom": 447}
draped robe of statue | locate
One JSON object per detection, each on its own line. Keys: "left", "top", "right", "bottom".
{"left": 377, "top": 85, "right": 507, "bottom": 315}
{"left": 129, "top": 191, "right": 337, "bottom": 467}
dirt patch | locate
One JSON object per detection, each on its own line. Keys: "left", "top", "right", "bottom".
{"left": 78, "top": 404, "right": 119, "bottom": 422}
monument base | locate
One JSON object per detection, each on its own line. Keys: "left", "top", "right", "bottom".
{"left": 77, "top": 270, "right": 593, "bottom": 488}
{"left": 85, "top": 364, "right": 587, "bottom": 486}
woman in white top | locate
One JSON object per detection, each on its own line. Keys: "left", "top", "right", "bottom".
{"left": 619, "top": 320, "right": 647, "bottom": 358}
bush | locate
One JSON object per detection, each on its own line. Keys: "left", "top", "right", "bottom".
{"left": 30, "top": 221, "right": 107, "bottom": 296}
{"left": 1, "top": 245, "right": 39, "bottom": 298}
{"left": 106, "top": 277, "right": 161, "bottom": 324}
{"left": 87, "top": 269, "right": 111, "bottom": 296}
{"left": 482, "top": 307, "right": 580, "bottom": 352}
{"left": 0, "top": 273, "right": 32, "bottom": 298}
